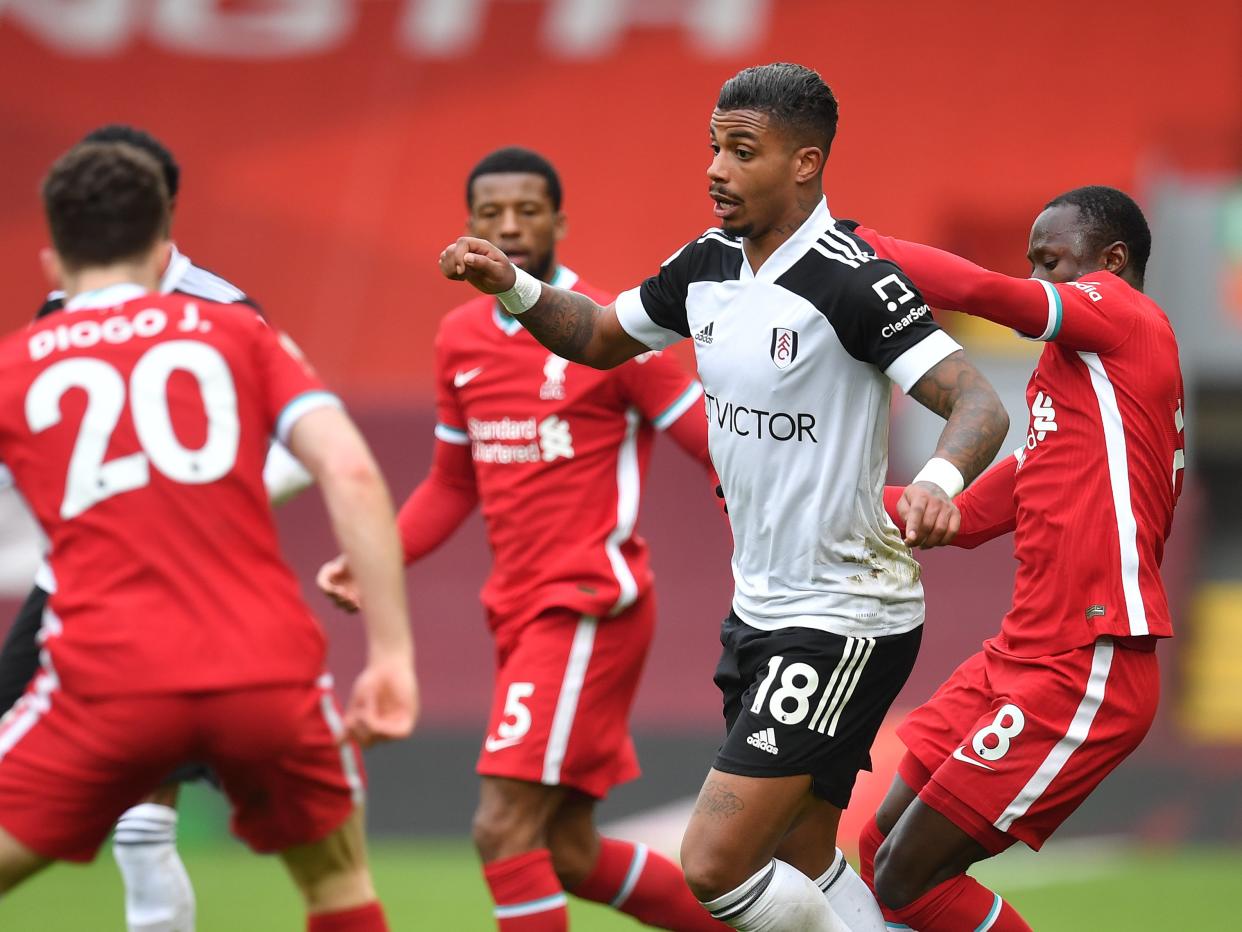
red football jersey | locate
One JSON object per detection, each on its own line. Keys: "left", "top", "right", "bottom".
{"left": 1000, "top": 273, "right": 1184, "bottom": 653}
{"left": 857, "top": 226, "right": 1185, "bottom": 655}
{"left": 0, "top": 285, "right": 338, "bottom": 696}
{"left": 432, "top": 268, "right": 705, "bottom": 626}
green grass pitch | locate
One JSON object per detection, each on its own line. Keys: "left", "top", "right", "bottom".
{"left": 3, "top": 837, "right": 1238, "bottom": 930}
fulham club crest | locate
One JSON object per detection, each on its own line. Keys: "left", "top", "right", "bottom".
{"left": 770, "top": 328, "right": 798, "bottom": 369}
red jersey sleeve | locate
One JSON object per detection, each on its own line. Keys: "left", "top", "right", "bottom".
{"left": 852, "top": 225, "right": 1139, "bottom": 354}
{"left": 618, "top": 350, "right": 710, "bottom": 467}
{"left": 884, "top": 455, "right": 1018, "bottom": 549}
{"left": 397, "top": 438, "right": 478, "bottom": 563}
{"left": 432, "top": 324, "right": 470, "bottom": 448}
{"left": 251, "top": 321, "right": 341, "bottom": 443}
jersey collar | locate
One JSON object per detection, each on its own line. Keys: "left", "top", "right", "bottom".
{"left": 64, "top": 282, "right": 149, "bottom": 311}
{"left": 160, "top": 243, "right": 192, "bottom": 292}
{"left": 740, "top": 197, "right": 833, "bottom": 283}
{"left": 492, "top": 265, "right": 578, "bottom": 336}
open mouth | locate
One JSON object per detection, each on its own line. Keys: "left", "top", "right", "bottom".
{"left": 711, "top": 192, "right": 741, "bottom": 220}
{"left": 504, "top": 250, "right": 530, "bottom": 267}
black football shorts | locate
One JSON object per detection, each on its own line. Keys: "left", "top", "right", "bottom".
{"left": 713, "top": 610, "right": 921, "bottom": 809}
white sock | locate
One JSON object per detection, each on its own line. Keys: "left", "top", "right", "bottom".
{"left": 702, "top": 859, "right": 850, "bottom": 931}
{"left": 814, "top": 848, "right": 886, "bottom": 930}
{"left": 112, "top": 803, "right": 196, "bottom": 932}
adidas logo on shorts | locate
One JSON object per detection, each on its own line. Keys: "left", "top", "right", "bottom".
{"left": 746, "top": 727, "right": 779, "bottom": 755}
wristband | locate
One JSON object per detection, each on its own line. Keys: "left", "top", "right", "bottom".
{"left": 496, "top": 266, "right": 543, "bottom": 316}
{"left": 912, "top": 457, "right": 965, "bottom": 499}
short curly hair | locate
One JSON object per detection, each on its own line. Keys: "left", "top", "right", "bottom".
{"left": 41, "top": 141, "right": 170, "bottom": 270}
{"left": 1046, "top": 185, "right": 1152, "bottom": 283}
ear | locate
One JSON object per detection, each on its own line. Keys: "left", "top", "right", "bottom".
{"left": 153, "top": 238, "right": 172, "bottom": 275}
{"left": 1101, "top": 240, "right": 1129, "bottom": 276}
{"left": 793, "top": 146, "right": 824, "bottom": 185}
{"left": 553, "top": 210, "right": 567, "bottom": 243}
{"left": 39, "top": 247, "right": 62, "bottom": 291}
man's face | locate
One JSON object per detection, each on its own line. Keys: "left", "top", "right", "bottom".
{"left": 468, "top": 173, "right": 564, "bottom": 282}
{"left": 708, "top": 109, "right": 807, "bottom": 239}
{"left": 1027, "top": 203, "right": 1115, "bottom": 284}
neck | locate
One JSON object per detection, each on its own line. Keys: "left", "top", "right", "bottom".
{"left": 61, "top": 264, "right": 157, "bottom": 302}
{"left": 742, "top": 186, "right": 821, "bottom": 271}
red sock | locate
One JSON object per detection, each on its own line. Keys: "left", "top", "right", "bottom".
{"left": 307, "top": 901, "right": 388, "bottom": 932}
{"left": 890, "top": 873, "right": 1031, "bottom": 931}
{"left": 483, "top": 849, "right": 568, "bottom": 931}
{"left": 572, "top": 837, "right": 727, "bottom": 930}
{"left": 858, "top": 814, "right": 885, "bottom": 889}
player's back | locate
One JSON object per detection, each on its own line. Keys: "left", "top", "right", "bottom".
{"left": 1006, "top": 274, "right": 1184, "bottom": 653}
{"left": 0, "top": 287, "right": 328, "bottom": 696}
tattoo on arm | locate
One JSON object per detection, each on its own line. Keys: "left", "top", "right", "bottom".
{"left": 519, "top": 288, "right": 604, "bottom": 363}
{"left": 908, "top": 351, "right": 1009, "bottom": 485}
{"left": 694, "top": 779, "right": 745, "bottom": 822}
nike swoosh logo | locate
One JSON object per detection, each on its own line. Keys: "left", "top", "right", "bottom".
{"left": 952, "top": 746, "right": 995, "bottom": 771}
{"left": 484, "top": 735, "right": 522, "bottom": 753}
{"left": 454, "top": 367, "right": 484, "bottom": 388}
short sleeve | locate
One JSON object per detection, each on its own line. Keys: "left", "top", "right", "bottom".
{"left": 614, "top": 243, "right": 694, "bottom": 350}
{"left": 830, "top": 261, "right": 962, "bottom": 392}
{"left": 617, "top": 350, "right": 704, "bottom": 430}
{"left": 253, "top": 322, "right": 342, "bottom": 444}
{"left": 432, "top": 325, "right": 470, "bottom": 446}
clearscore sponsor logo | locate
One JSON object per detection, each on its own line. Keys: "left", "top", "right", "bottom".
{"left": 29, "top": 309, "right": 168, "bottom": 361}
{"left": 703, "top": 392, "right": 817, "bottom": 443}
{"left": 881, "top": 303, "right": 931, "bottom": 339}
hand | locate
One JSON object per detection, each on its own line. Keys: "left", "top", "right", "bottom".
{"left": 317, "top": 554, "right": 360, "bottom": 613}
{"left": 897, "top": 481, "right": 960, "bottom": 548}
{"left": 344, "top": 654, "right": 419, "bottom": 748}
{"left": 439, "top": 237, "right": 517, "bottom": 295}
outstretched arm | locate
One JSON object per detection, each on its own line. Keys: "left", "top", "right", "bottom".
{"left": 440, "top": 236, "right": 648, "bottom": 368}
{"left": 854, "top": 225, "right": 1135, "bottom": 353}
{"left": 898, "top": 351, "right": 1010, "bottom": 548}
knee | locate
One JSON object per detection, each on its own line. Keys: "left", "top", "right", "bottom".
{"left": 471, "top": 798, "right": 547, "bottom": 863}
{"left": 679, "top": 837, "right": 745, "bottom": 904}
{"left": 872, "top": 838, "right": 921, "bottom": 911}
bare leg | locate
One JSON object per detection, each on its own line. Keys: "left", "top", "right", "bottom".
{"left": 0, "top": 825, "right": 51, "bottom": 895}
{"left": 280, "top": 808, "right": 377, "bottom": 916}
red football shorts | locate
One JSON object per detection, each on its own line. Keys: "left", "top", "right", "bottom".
{"left": 0, "top": 672, "right": 363, "bottom": 862}
{"left": 897, "top": 636, "right": 1159, "bottom": 853}
{"left": 478, "top": 592, "right": 655, "bottom": 799}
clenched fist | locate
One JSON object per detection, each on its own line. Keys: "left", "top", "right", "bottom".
{"left": 439, "top": 237, "right": 516, "bottom": 295}
{"left": 897, "top": 480, "right": 961, "bottom": 548}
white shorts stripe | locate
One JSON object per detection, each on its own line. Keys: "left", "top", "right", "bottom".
{"left": 807, "top": 637, "right": 859, "bottom": 733}
{"left": 826, "top": 636, "right": 875, "bottom": 736}
{"left": 611, "top": 842, "right": 648, "bottom": 908}
{"left": 316, "top": 673, "right": 365, "bottom": 807}
{"left": 994, "top": 639, "right": 1114, "bottom": 832}
{"left": 1080, "top": 352, "right": 1148, "bottom": 635}
{"left": 0, "top": 668, "right": 58, "bottom": 763}
{"left": 541, "top": 617, "right": 598, "bottom": 786}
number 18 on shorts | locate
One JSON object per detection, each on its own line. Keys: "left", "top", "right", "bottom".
{"left": 713, "top": 613, "right": 921, "bottom": 808}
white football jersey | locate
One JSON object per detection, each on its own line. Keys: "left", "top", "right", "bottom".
{"left": 615, "top": 199, "right": 961, "bottom": 637}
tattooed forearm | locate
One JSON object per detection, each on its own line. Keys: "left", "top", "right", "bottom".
{"left": 519, "top": 288, "right": 605, "bottom": 364}
{"left": 908, "top": 351, "right": 1009, "bottom": 484}
{"left": 694, "top": 779, "right": 745, "bottom": 822}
